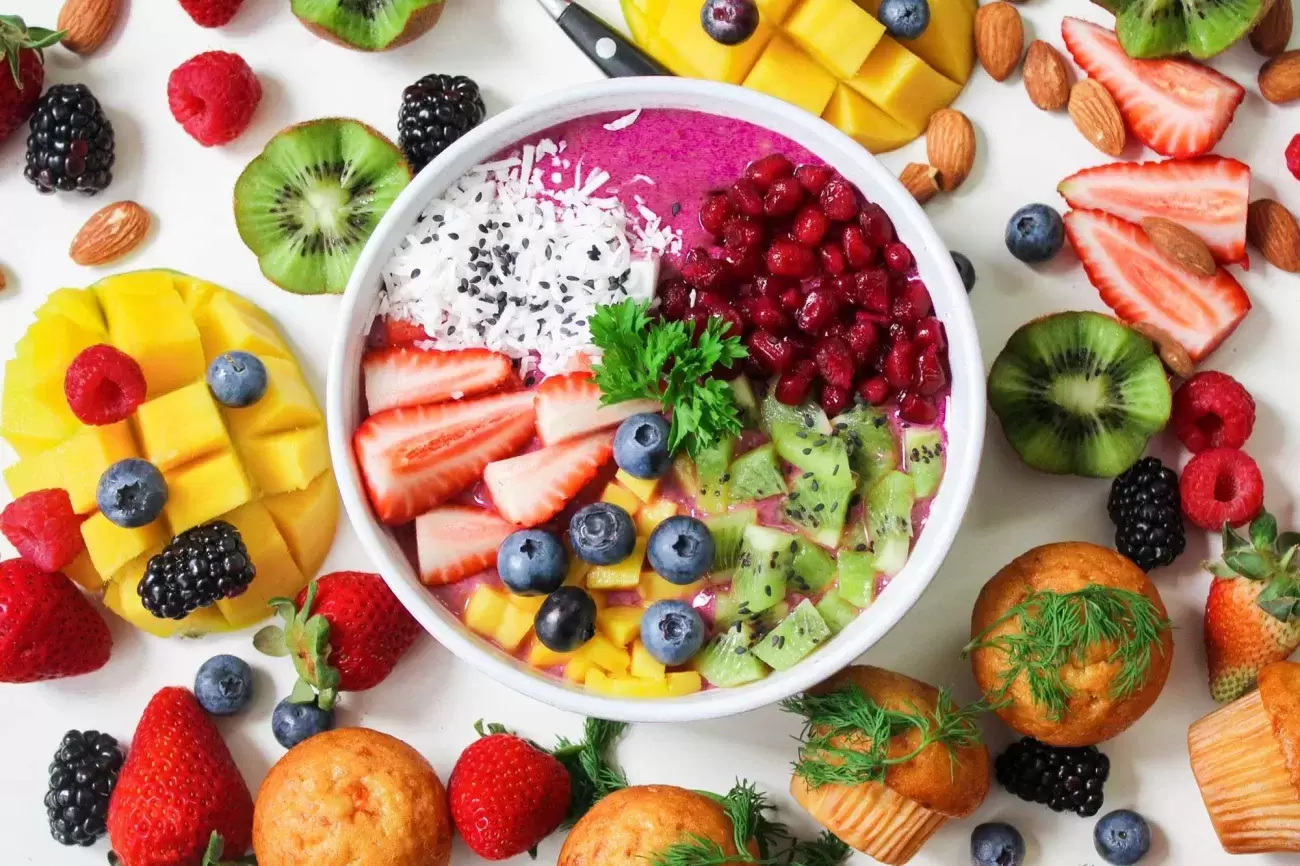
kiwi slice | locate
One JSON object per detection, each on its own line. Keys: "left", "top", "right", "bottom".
{"left": 234, "top": 119, "right": 413, "bottom": 295}
{"left": 783, "top": 465, "right": 855, "bottom": 548}
{"left": 987, "top": 312, "right": 1172, "bottom": 478}
{"left": 815, "top": 588, "right": 860, "bottom": 635}
{"left": 728, "top": 376, "right": 760, "bottom": 427}
{"left": 1117, "top": 0, "right": 1189, "bottom": 57}
{"left": 790, "top": 539, "right": 837, "bottom": 594}
{"left": 903, "top": 426, "right": 945, "bottom": 500}
{"left": 705, "top": 509, "right": 758, "bottom": 575}
{"left": 727, "top": 444, "right": 787, "bottom": 503}
{"left": 867, "top": 471, "right": 915, "bottom": 577}
{"left": 694, "top": 437, "right": 735, "bottom": 515}
{"left": 733, "top": 524, "right": 796, "bottom": 616}
{"left": 696, "top": 619, "right": 769, "bottom": 687}
{"left": 1117, "top": 0, "right": 1264, "bottom": 57}
{"left": 836, "top": 549, "right": 878, "bottom": 608}
{"left": 833, "top": 405, "right": 899, "bottom": 490}
{"left": 760, "top": 391, "right": 832, "bottom": 441}
{"left": 751, "top": 599, "right": 831, "bottom": 671}
{"left": 292, "top": 0, "right": 445, "bottom": 52}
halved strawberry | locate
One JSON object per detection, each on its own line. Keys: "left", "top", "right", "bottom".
{"left": 484, "top": 432, "right": 615, "bottom": 526}
{"left": 354, "top": 390, "right": 536, "bottom": 525}
{"left": 1059, "top": 157, "right": 1251, "bottom": 264}
{"left": 535, "top": 373, "right": 660, "bottom": 446}
{"left": 415, "top": 506, "right": 517, "bottom": 585}
{"left": 363, "top": 347, "right": 517, "bottom": 414}
{"left": 372, "top": 316, "right": 431, "bottom": 346}
{"left": 1063, "top": 208, "right": 1251, "bottom": 362}
{"left": 1061, "top": 18, "right": 1245, "bottom": 158}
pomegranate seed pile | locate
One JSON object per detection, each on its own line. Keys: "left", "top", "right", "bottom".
{"left": 659, "top": 153, "right": 949, "bottom": 423}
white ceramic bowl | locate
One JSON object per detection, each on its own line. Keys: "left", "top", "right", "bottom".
{"left": 328, "top": 77, "right": 984, "bottom": 723}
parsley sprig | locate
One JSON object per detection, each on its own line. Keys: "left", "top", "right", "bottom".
{"left": 589, "top": 299, "right": 747, "bottom": 457}
{"left": 961, "top": 585, "right": 1171, "bottom": 720}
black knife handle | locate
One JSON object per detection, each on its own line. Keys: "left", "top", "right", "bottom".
{"left": 557, "top": 4, "right": 672, "bottom": 77}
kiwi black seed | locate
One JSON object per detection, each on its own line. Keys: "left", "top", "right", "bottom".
{"left": 233, "top": 119, "right": 413, "bottom": 296}
{"left": 986, "top": 311, "right": 1172, "bottom": 479}
{"left": 1117, "top": 0, "right": 1265, "bottom": 58}
{"left": 292, "top": 0, "right": 445, "bottom": 52}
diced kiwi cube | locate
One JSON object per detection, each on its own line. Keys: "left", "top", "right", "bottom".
{"left": 790, "top": 539, "right": 837, "bottom": 594}
{"left": 815, "top": 588, "right": 860, "bottom": 635}
{"left": 733, "top": 524, "right": 796, "bottom": 616}
{"left": 751, "top": 599, "right": 831, "bottom": 671}
{"left": 904, "top": 426, "right": 945, "bottom": 499}
{"left": 836, "top": 548, "right": 878, "bottom": 608}
{"left": 760, "top": 392, "right": 831, "bottom": 441}
{"left": 868, "top": 471, "right": 915, "bottom": 576}
{"left": 694, "top": 437, "right": 735, "bottom": 515}
{"left": 727, "top": 443, "right": 788, "bottom": 503}
{"left": 782, "top": 467, "right": 854, "bottom": 548}
{"left": 728, "top": 377, "right": 761, "bottom": 427}
{"left": 833, "top": 405, "right": 899, "bottom": 489}
{"left": 705, "top": 508, "right": 758, "bottom": 575}
{"left": 695, "top": 619, "right": 769, "bottom": 687}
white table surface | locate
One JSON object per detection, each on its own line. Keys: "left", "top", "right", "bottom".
{"left": 2, "top": 0, "right": 1298, "bottom": 863}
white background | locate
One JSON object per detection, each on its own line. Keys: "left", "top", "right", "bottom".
{"left": 1, "top": 0, "right": 1298, "bottom": 863}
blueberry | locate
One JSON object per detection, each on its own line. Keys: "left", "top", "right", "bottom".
{"left": 952, "top": 251, "right": 976, "bottom": 293}
{"left": 271, "top": 697, "right": 335, "bottom": 749}
{"left": 498, "top": 529, "right": 568, "bottom": 596}
{"left": 194, "top": 654, "right": 254, "bottom": 716}
{"left": 878, "top": 0, "right": 930, "bottom": 38}
{"left": 534, "top": 586, "right": 597, "bottom": 652}
{"left": 613, "top": 413, "right": 672, "bottom": 479}
{"left": 970, "top": 822, "right": 1026, "bottom": 866}
{"left": 96, "top": 458, "right": 167, "bottom": 528}
{"left": 207, "top": 351, "right": 269, "bottom": 408}
{"left": 647, "top": 516, "right": 715, "bottom": 585}
{"left": 640, "top": 600, "right": 705, "bottom": 666}
{"left": 1005, "top": 203, "right": 1065, "bottom": 264}
{"left": 701, "top": 0, "right": 759, "bottom": 45}
{"left": 569, "top": 502, "right": 637, "bottom": 565}
{"left": 1094, "top": 809, "right": 1151, "bottom": 865}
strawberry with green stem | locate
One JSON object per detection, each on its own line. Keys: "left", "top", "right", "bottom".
{"left": 0, "top": 15, "right": 62, "bottom": 141}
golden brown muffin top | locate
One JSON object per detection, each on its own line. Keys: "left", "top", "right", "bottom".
{"left": 1260, "top": 661, "right": 1300, "bottom": 794}
{"left": 794, "top": 665, "right": 991, "bottom": 817}
{"left": 968, "top": 542, "right": 1174, "bottom": 747}
{"left": 252, "top": 727, "right": 451, "bottom": 866}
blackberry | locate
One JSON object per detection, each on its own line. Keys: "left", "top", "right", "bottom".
{"left": 139, "top": 520, "right": 256, "bottom": 620}
{"left": 24, "top": 83, "right": 115, "bottom": 195}
{"left": 1108, "top": 457, "right": 1186, "bottom": 571}
{"left": 1107, "top": 457, "right": 1179, "bottom": 525}
{"left": 45, "top": 730, "right": 123, "bottom": 846}
{"left": 996, "top": 737, "right": 1109, "bottom": 818}
{"left": 397, "top": 74, "right": 485, "bottom": 174}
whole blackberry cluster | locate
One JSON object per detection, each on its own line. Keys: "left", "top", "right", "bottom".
{"left": 397, "top": 74, "right": 485, "bottom": 173}
{"left": 24, "top": 83, "right": 115, "bottom": 195}
{"left": 45, "top": 730, "right": 123, "bottom": 846}
{"left": 139, "top": 520, "right": 256, "bottom": 620}
{"left": 1108, "top": 456, "right": 1186, "bottom": 572}
{"left": 996, "top": 737, "right": 1109, "bottom": 818}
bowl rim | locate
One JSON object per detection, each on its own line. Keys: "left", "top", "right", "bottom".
{"left": 327, "top": 77, "right": 985, "bottom": 723}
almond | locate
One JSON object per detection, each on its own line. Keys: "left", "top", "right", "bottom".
{"left": 0, "top": 268, "right": 7, "bottom": 291}
{"left": 900, "top": 163, "right": 941, "bottom": 204}
{"left": 1260, "top": 50, "right": 1300, "bottom": 104}
{"left": 1068, "top": 79, "right": 1126, "bottom": 157}
{"left": 1247, "top": 198, "right": 1300, "bottom": 272}
{"left": 1023, "top": 40, "right": 1070, "bottom": 110}
{"left": 1251, "top": 0, "right": 1292, "bottom": 57}
{"left": 926, "top": 109, "right": 976, "bottom": 192}
{"left": 1131, "top": 322, "right": 1195, "bottom": 379}
{"left": 69, "top": 201, "right": 151, "bottom": 266}
{"left": 57, "top": 0, "right": 121, "bottom": 56}
{"left": 975, "top": 2, "right": 1024, "bottom": 82}
{"left": 1140, "top": 217, "right": 1217, "bottom": 277}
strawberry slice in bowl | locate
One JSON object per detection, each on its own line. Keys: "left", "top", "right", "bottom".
{"left": 416, "top": 505, "right": 518, "bottom": 586}
{"left": 534, "top": 372, "right": 660, "bottom": 446}
{"left": 363, "top": 346, "right": 517, "bottom": 414}
{"left": 484, "top": 431, "right": 616, "bottom": 527}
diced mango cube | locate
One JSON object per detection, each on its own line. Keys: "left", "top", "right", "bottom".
{"left": 64, "top": 552, "right": 104, "bottom": 593}
{"left": 466, "top": 585, "right": 509, "bottom": 637}
{"left": 193, "top": 291, "right": 291, "bottom": 362}
{"left": 216, "top": 501, "right": 306, "bottom": 628}
{"left": 103, "top": 554, "right": 227, "bottom": 638}
{"left": 37, "top": 288, "right": 106, "bottom": 335}
{"left": 743, "top": 36, "right": 838, "bottom": 117}
{"left": 0, "top": 359, "right": 81, "bottom": 457}
{"left": 757, "top": 0, "right": 800, "bottom": 20}
{"left": 222, "top": 355, "right": 321, "bottom": 439}
{"left": 822, "top": 84, "right": 920, "bottom": 154}
{"left": 495, "top": 604, "right": 534, "bottom": 651}
{"left": 600, "top": 482, "right": 642, "bottom": 517}
{"left": 631, "top": 640, "right": 666, "bottom": 680}
{"left": 135, "top": 382, "right": 231, "bottom": 472}
{"left": 585, "top": 669, "right": 670, "bottom": 698}
{"left": 579, "top": 633, "right": 631, "bottom": 675}
{"left": 15, "top": 314, "right": 104, "bottom": 375}
{"left": 170, "top": 272, "right": 219, "bottom": 312}
{"left": 565, "top": 654, "right": 594, "bottom": 682}
{"left": 785, "top": 0, "right": 886, "bottom": 78}
{"left": 528, "top": 637, "right": 575, "bottom": 668}
{"left": 587, "top": 539, "right": 646, "bottom": 590}
{"left": 640, "top": 570, "right": 704, "bottom": 603}
{"left": 507, "top": 591, "right": 548, "bottom": 615}
{"left": 81, "top": 513, "right": 167, "bottom": 578}
{"left": 666, "top": 671, "right": 704, "bottom": 696}
{"left": 846, "top": 36, "right": 962, "bottom": 133}
{"left": 96, "top": 271, "right": 205, "bottom": 398}
{"left": 563, "top": 555, "right": 590, "bottom": 588}
{"left": 262, "top": 469, "right": 339, "bottom": 577}
{"left": 164, "top": 450, "right": 254, "bottom": 533}
{"left": 4, "top": 421, "right": 137, "bottom": 514}
{"left": 658, "top": 0, "right": 773, "bottom": 83}
{"left": 855, "top": 0, "right": 974, "bottom": 84}
{"left": 635, "top": 499, "right": 679, "bottom": 536}
{"left": 237, "top": 426, "right": 329, "bottom": 496}
{"left": 597, "top": 606, "right": 644, "bottom": 647}
{"left": 615, "top": 470, "right": 661, "bottom": 503}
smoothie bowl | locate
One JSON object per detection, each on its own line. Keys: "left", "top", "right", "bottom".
{"left": 328, "top": 78, "right": 983, "bottom": 722}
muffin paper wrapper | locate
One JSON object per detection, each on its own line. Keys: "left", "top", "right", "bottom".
{"left": 792, "top": 776, "right": 946, "bottom": 865}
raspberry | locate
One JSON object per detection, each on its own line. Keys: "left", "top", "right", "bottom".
{"left": 167, "top": 52, "right": 262, "bottom": 147}
{"left": 177, "top": 0, "right": 243, "bottom": 27}
{"left": 1180, "top": 447, "right": 1265, "bottom": 530}
{"left": 1, "top": 489, "right": 84, "bottom": 573}
{"left": 64, "top": 345, "right": 146, "bottom": 426}
{"left": 1288, "top": 134, "right": 1300, "bottom": 182}
{"left": 1171, "top": 370, "right": 1256, "bottom": 453}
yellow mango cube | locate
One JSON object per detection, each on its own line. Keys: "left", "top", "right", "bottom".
{"left": 222, "top": 355, "right": 321, "bottom": 439}
{"left": 640, "top": 570, "right": 704, "bottom": 603}
{"left": 563, "top": 556, "right": 590, "bottom": 588}
{"left": 667, "top": 671, "right": 704, "bottom": 696}
{"left": 856, "top": 0, "right": 974, "bottom": 84}
{"left": 757, "top": 0, "right": 800, "bottom": 20}
{"left": 135, "top": 382, "right": 231, "bottom": 472}
{"left": 194, "top": 292, "right": 291, "bottom": 362}
{"left": 96, "top": 271, "right": 205, "bottom": 398}
{"left": 846, "top": 36, "right": 962, "bottom": 133}
{"left": 822, "top": 84, "right": 920, "bottom": 153}
{"left": 635, "top": 499, "right": 679, "bottom": 536}
{"left": 565, "top": 654, "right": 594, "bottom": 682}
{"left": 597, "top": 606, "right": 644, "bottom": 647}
{"left": 103, "top": 554, "right": 227, "bottom": 638}
{"left": 631, "top": 640, "right": 666, "bottom": 680}
{"left": 15, "top": 314, "right": 103, "bottom": 375}
{"left": 164, "top": 450, "right": 254, "bottom": 533}
{"left": 262, "top": 469, "right": 339, "bottom": 577}
{"left": 216, "top": 501, "right": 306, "bottom": 628}
{"left": 237, "top": 426, "right": 329, "bottom": 496}
{"left": 786, "top": 0, "right": 886, "bottom": 78}
{"left": 495, "top": 604, "right": 534, "bottom": 652}
{"left": 600, "top": 482, "right": 642, "bottom": 517}
{"left": 528, "top": 638, "right": 575, "bottom": 668}
{"left": 5, "top": 421, "right": 139, "bottom": 514}
{"left": 37, "top": 288, "right": 106, "bottom": 335}
{"left": 507, "top": 591, "right": 548, "bottom": 615}
{"left": 585, "top": 669, "right": 670, "bottom": 698}
{"left": 64, "top": 552, "right": 104, "bottom": 593}
{"left": 81, "top": 513, "right": 166, "bottom": 578}
{"left": 0, "top": 359, "right": 81, "bottom": 457}
{"left": 466, "top": 585, "right": 509, "bottom": 637}
{"left": 615, "top": 470, "right": 660, "bottom": 503}
{"left": 743, "top": 36, "right": 839, "bottom": 117}
{"left": 658, "top": 0, "right": 773, "bottom": 83}
{"left": 579, "top": 633, "right": 631, "bottom": 675}
{"left": 586, "top": 539, "right": 646, "bottom": 590}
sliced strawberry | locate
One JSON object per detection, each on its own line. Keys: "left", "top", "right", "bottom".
{"left": 1059, "top": 157, "right": 1251, "bottom": 264}
{"left": 1063, "top": 209, "right": 1251, "bottom": 362}
{"left": 484, "top": 432, "right": 615, "bottom": 526}
{"left": 363, "top": 347, "right": 517, "bottom": 414}
{"left": 1061, "top": 18, "right": 1245, "bottom": 158}
{"left": 535, "top": 373, "right": 660, "bottom": 446}
{"left": 372, "top": 316, "right": 432, "bottom": 346}
{"left": 415, "top": 506, "right": 517, "bottom": 585}
{"left": 354, "top": 390, "right": 536, "bottom": 525}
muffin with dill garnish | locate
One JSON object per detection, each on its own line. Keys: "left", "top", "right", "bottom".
{"left": 965, "top": 541, "right": 1174, "bottom": 747}
{"left": 783, "top": 665, "right": 991, "bottom": 866}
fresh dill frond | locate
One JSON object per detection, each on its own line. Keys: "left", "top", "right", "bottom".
{"left": 784, "top": 831, "right": 851, "bottom": 866}
{"left": 554, "top": 718, "right": 629, "bottom": 827}
{"left": 648, "top": 834, "right": 740, "bottom": 866}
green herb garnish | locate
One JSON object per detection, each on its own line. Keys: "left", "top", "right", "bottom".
{"left": 961, "top": 584, "right": 1171, "bottom": 720}
{"left": 554, "top": 717, "right": 629, "bottom": 826}
{"left": 589, "top": 298, "right": 747, "bottom": 457}
{"left": 781, "top": 685, "right": 986, "bottom": 788}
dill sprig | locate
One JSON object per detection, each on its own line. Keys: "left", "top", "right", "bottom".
{"left": 781, "top": 685, "right": 986, "bottom": 788}
{"left": 785, "top": 832, "right": 851, "bottom": 866}
{"left": 554, "top": 718, "right": 629, "bottom": 827}
{"left": 961, "top": 584, "right": 1171, "bottom": 721}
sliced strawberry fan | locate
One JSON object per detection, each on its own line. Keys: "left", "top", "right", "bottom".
{"left": 416, "top": 505, "right": 517, "bottom": 585}
{"left": 534, "top": 372, "right": 659, "bottom": 446}
{"left": 484, "top": 431, "right": 615, "bottom": 526}
{"left": 363, "top": 346, "right": 517, "bottom": 414}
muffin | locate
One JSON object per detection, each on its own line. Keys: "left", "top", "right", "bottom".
{"left": 1189, "top": 660, "right": 1300, "bottom": 853}
{"left": 253, "top": 728, "right": 451, "bottom": 866}
{"left": 967, "top": 542, "right": 1173, "bottom": 746}
{"left": 787, "top": 665, "right": 990, "bottom": 866}
{"left": 559, "top": 785, "right": 757, "bottom": 866}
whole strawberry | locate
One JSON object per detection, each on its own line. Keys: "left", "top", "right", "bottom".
{"left": 449, "top": 724, "right": 573, "bottom": 860}
{"left": 107, "top": 687, "right": 254, "bottom": 866}
{"left": 1204, "top": 511, "right": 1300, "bottom": 703}
{"left": 177, "top": 0, "right": 243, "bottom": 27}
{"left": 0, "top": 15, "right": 62, "bottom": 141}
{"left": 0, "top": 559, "right": 111, "bottom": 683}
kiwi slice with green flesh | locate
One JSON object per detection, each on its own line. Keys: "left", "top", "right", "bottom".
{"left": 292, "top": 0, "right": 444, "bottom": 51}
{"left": 867, "top": 471, "right": 915, "bottom": 577}
{"left": 1118, "top": 0, "right": 1263, "bottom": 58}
{"left": 783, "top": 465, "right": 855, "bottom": 548}
{"left": 728, "top": 377, "right": 761, "bottom": 427}
{"left": 752, "top": 599, "right": 832, "bottom": 671}
{"left": 756, "top": 599, "right": 793, "bottom": 634}
{"left": 790, "top": 539, "right": 837, "bottom": 594}
{"left": 836, "top": 548, "right": 878, "bottom": 608}
{"left": 833, "top": 405, "right": 899, "bottom": 489}
{"left": 696, "top": 619, "right": 769, "bottom": 687}
{"left": 843, "top": 514, "right": 869, "bottom": 553}
{"left": 727, "top": 444, "right": 788, "bottom": 503}
{"left": 234, "top": 119, "right": 412, "bottom": 295}
{"left": 705, "top": 509, "right": 758, "bottom": 576}
{"left": 694, "top": 437, "right": 735, "bottom": 515}
{"left": 988, "top": 312, "right": 1172, "bottom": 478}
{"left": 733, "top": 524, "right": 797, "bottom": 617}
{"left": 904, "top": 426, "right": 945, "bottom": 500}
{"left": 1117, "top": 0, "right": 1188, "bottom": 57}
{"left": 816, "top": 588, "right": 860, "bottom": 635}
{"left": 761, "top": 392, "right": 832, "bottom": 442}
